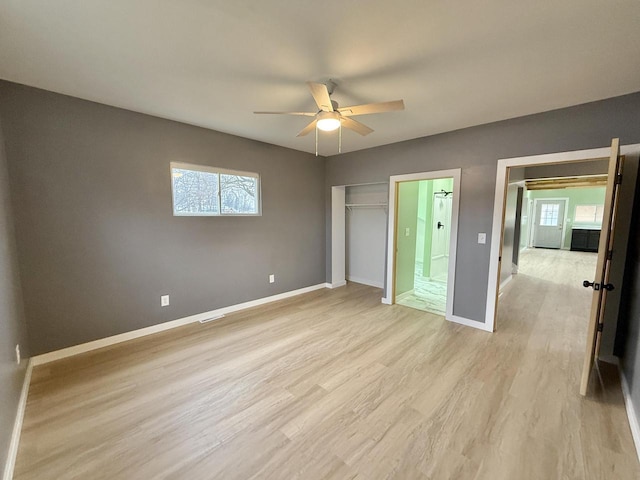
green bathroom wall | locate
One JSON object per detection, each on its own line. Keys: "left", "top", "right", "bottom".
{"left": 526, "top": 186, "right": 606, "bottom": 249}
{"left": 396, "top": 177, "right": 454, "bottom": 297}
{"left": 419, "top": 177, "right": 453, "bottom": 278}
{"left": 396, "top": 181, "right": 420, "bottom": 295}
{"left": 418, "top": 180, "right": 433, "bottom": 277}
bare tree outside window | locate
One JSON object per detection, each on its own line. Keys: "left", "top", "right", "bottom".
{"left": 172, "top": 168, "right": 220, "bottom": 214}
{"left": 220, "top": 174, "right": 257, "bottom": 214}
{"left": 171, "top": 163, "right": 260, "bottom": 216}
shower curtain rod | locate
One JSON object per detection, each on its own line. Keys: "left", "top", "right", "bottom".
{"left": 433, "top": 189, "right": 453, "bottom": 196}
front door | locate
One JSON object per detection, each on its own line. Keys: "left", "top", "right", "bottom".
{"left": 532, "top": 199, "right": 566, "bottom": 248}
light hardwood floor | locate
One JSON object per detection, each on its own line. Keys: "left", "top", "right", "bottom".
{"left": 14, "top": 250, "right": 640, "bottom": 479}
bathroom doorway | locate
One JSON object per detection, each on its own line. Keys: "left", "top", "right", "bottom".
{"left": 393, "top": 176, "right": 455, "bottom": 315}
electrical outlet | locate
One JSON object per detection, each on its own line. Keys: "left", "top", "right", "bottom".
{"left": 269, "top": 274, "right": 275, "bottom": 284}
{"left": 405, "top": 227, "right": 410, "bottom": 237}
{"left": 15, "top": 344, "right": 20, "bottom": 364}
{"left": 478, "top": 233, "right": 487, "bottom": 244}
{"left": 161, "top": 295, "right": 170, "bottom": 307}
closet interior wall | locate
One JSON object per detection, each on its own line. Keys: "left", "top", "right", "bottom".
{"left": 345, "top": 183, "right": 388, "bottom": 288}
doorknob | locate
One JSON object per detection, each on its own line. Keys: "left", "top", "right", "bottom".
{"left": 583, "top": 280, "right": 615, "bottom": 291}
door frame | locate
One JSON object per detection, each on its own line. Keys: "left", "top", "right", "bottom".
{"left": 383, "top": 169, "right": 461, "bottom": 323}
{"left": 485, "top": 143, "right": 640, "bottom": 331}
{"left": 530, "top": 197, "right": 569, "bottom": 249}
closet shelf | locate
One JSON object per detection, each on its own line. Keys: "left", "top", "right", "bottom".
{"left": 345, "top": 203, "right": 388, "bottom": 210}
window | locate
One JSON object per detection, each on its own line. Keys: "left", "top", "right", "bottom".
{"left": 171, "top": 162, "right": 260, "bottom": 216}
{"left": 539, "top": 203, "right": 559, "bottom": 226}
{"left": 574, "top": 204, "right": 604, "bottom": 224}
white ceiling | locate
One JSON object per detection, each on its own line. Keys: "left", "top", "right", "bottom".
{"left": 1, "top": 1, "right": 639, "bottom": 156}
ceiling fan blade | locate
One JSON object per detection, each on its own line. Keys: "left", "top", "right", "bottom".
{"left": 296, "top": 119, "right": 318, "bottom": 137}
{"left": 340, "top": 117, "right": 373, "bottom": 136}
{"left": 253, "top": 111, "right": 316, "bottom": 116}
{"left": 338, "top": 100, "right": 404, "bottom": 117}
{"left": 307, "top": 82, "right": 334, "bottom": 112}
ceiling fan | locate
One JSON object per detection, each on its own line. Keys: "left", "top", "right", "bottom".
{"left": 254, "top": 81, "right": 405, "bottom": 138}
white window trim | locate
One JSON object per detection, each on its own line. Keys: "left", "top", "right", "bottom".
{"left": 170, "top": 162, "right": 262, "bottom": 217}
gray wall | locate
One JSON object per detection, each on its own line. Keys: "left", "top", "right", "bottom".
{"left": 500, "top": 183, "right": 518, "bottom": 285}
{"left": 0, "top": 81, "right": 326, "bottom": 355}
{"left": 326, "top": 91, "right": 640, "bottom": 322}
{"left": 619, "top": 168, "right": 640, "bottom": 429}
{"left": 512, "top": 187, "right": 524, "bottom": 267}
{"left": 524, "top": 158, "right": 609, "bottom": 179}
{"left": 0, "top": 119, "right": 29, "bottom": 474}
{"left": 600, "top": 155, "right": 639, "bottom": 360}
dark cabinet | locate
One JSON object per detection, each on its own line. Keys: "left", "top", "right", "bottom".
{"left": 570, "top": 229, "right": 600, "bottom": 252}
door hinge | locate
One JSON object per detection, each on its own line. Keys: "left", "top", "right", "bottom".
{"left": 607, "top": 250, "right": 614, "bottom": 260}
{"left": 616, "top": 174, "right": 623, "bottom": 185}
{"left": 597, "top": 323, "right": 604, "bottom": 332}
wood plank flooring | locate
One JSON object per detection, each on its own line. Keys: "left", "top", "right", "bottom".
{"left": 14, "top": 249, "right": 640, "bottom": 479}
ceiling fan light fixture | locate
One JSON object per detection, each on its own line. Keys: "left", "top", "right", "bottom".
{"left": 316, "top": 111, "right": 341, "bottom": 132}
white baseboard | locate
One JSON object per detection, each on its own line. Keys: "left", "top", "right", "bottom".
{"left": 3, "top": 359, "right": 32, "bottom": 480}
{"left": 346, "top": 276, "right": 384, "bottom": 289}
{"left": 395, "top": 289, "right": 415, "bottom": 302}
{"left": 379, "top": 297, "right": 492, "bottom": 333}
{"left": 618, "top": 362, "right": 640, "bottom": 464}
{"left": 326, "top": 280, "right": 346, "bottom": 289}
{"left": 446, "top": 314, "right": 494, "bottom": 332}
{"left": 32, "top": 283, "right": 327, "bottom": 366}
{"left": 499, "top": 274, "right": 513, "bottom": 292}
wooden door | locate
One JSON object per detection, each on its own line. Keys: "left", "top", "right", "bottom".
{"left": 579, "top": 138, "right": 623, "bottom": 396}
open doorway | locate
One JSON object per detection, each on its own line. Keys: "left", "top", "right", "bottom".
{"left": 395, "top": 178, "right": 453, "bottom": 315}
{"left": 487, "top": 141, "right": 640, "bottom": 395}
{"left": 516, "top": 178, "right": 607, "bottom": 281}
{"left": 384, "top": 169, "right": 461, "bottom": 322}
{"left": 520, "top": 182, "right": 606, "bottom": 297}
{"left": 501, "top": 170, "right": 605, "bottom": 320}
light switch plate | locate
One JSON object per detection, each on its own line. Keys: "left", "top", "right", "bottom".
{"left": 161, "top": 295, "right": 170, "bottom": 307}
{"left": 478, "top": 233, "right": 487, "bottom": 244}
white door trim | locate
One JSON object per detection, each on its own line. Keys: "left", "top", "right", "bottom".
{"left": 530, "top": 197, "right": 569, "bottom": 249}
{"left": 331, "top": 186, "right": 346, "bottom": 287}
{"left": 384, "top": 168, "right": 462, "bottom": 325}
{"left": 486, "top": 143, "right": 640, "bottom": 331}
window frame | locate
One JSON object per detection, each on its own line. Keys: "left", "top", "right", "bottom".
{"left": 170, "top": 162, "right": 262, "bottom": 217}
{"left": 539, "top": 203, "right": 560, "bottom": 226}
{"left": 573, "top": 204, "right": 604, "bottom": 224}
